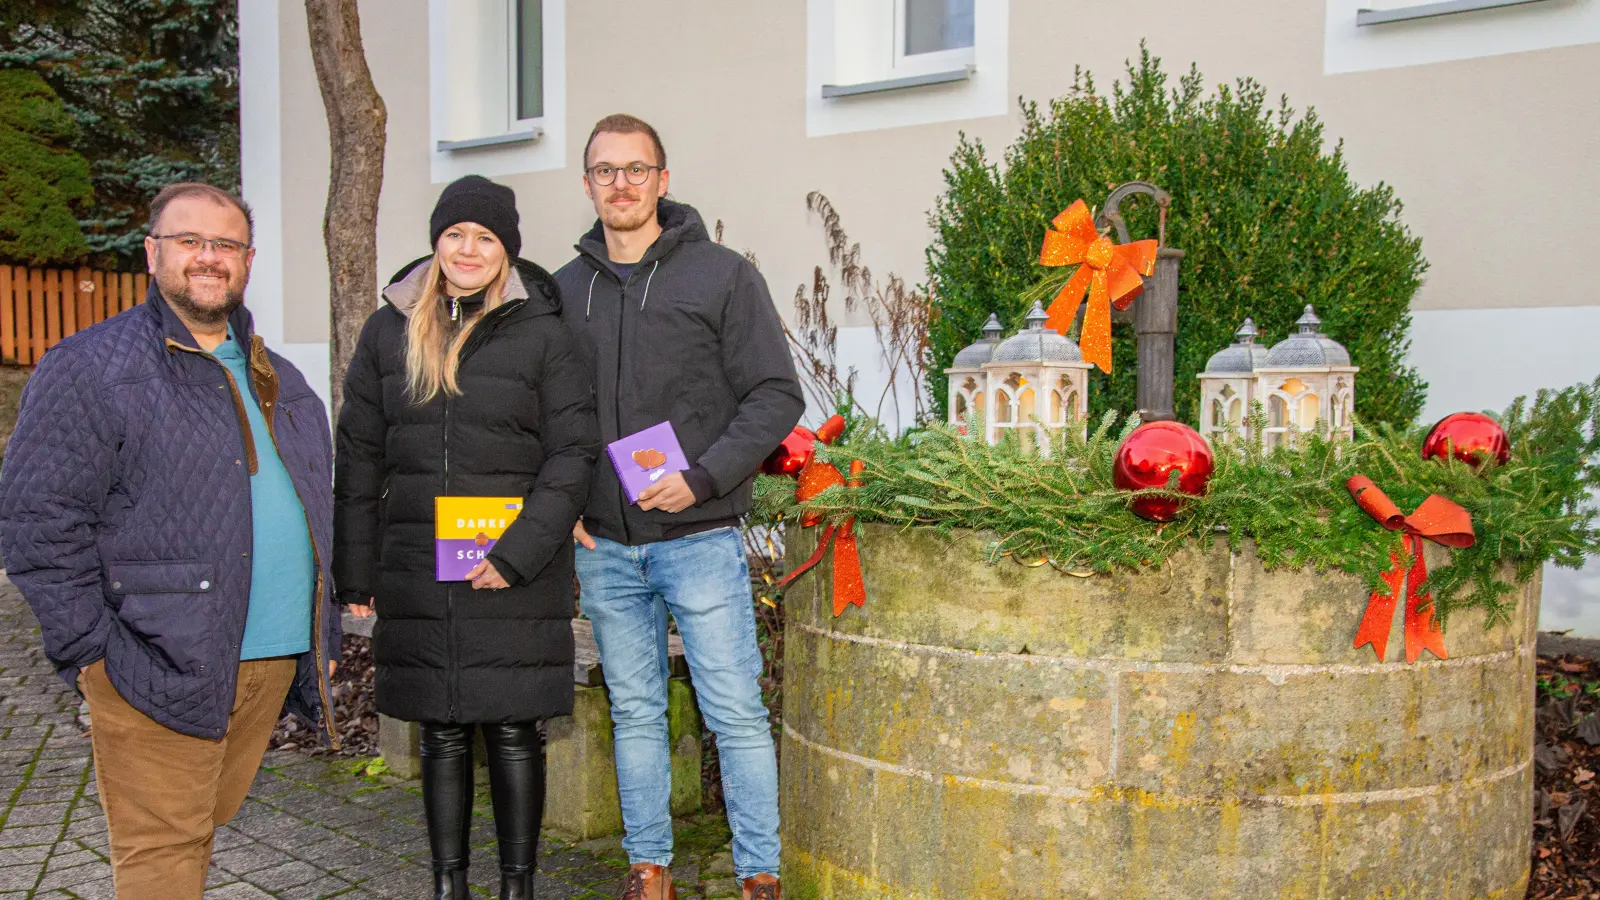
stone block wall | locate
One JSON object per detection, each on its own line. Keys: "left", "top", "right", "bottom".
{"left": 780, "top": 525, "right": 1536, "bottom": 899}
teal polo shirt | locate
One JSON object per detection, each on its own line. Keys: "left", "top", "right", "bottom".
{"left": 211, "top": 328, "right": 315, "bottom": 659}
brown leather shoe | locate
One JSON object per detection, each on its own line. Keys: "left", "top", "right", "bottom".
{"left": 742, "top": 873, "right": 781, "bottom": 900}
{"left": 620, "top": 863, "right": 676, "bottom": 900}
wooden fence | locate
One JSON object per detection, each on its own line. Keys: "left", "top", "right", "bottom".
{"left": 0, "top": 266, "right": 148, "bottom": 366}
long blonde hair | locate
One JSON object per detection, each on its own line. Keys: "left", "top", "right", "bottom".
{"left": 404, "top": 255, "right": 512, "bottom": 403}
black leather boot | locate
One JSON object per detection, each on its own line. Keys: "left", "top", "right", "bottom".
{"left": 420, "top": 722, "right": 475, "bottom": 900}
{"left": 483, "top": 722, "right": 546, "bottom": 900}
{"left": 431, "top": 868, "right": 470, "bottom": 900}
{"left": 499, "top": 870, "right": 533, "bottom": 900}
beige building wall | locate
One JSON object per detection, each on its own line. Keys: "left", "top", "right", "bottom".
{"left": 240, "top": 0, "right": 1600, "bottom": 629}
{"left": 260, "top": 0, "right": 1600, "bottom": 331}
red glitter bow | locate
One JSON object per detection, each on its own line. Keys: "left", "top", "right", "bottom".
{"left": 778, "top": 415, "right": 866, "bottom": 616}
{"left": 1346, "top": 476, "right": 1476, "bottom": 663}
{"left": 1038, "top": 199, "right": 1158, "bottom": 374}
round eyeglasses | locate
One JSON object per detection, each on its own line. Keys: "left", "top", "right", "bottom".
{"left": 586, "top": 163, "right": 663, "bottom": 187}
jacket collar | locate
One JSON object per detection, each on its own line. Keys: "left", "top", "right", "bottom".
{"left": 382, "top": 255, "right": 542, "bottom": 317}
{"left": 144, "top": 279, "right": 257, "bottom": 351}
{"left": 575, "top": 198, "right": 709, "bottom": 275}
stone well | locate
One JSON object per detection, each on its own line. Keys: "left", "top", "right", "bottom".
{"left": 780, "top": 525, "right": 1536, "bottom": 899}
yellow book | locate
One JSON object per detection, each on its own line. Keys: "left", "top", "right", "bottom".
{"left": 435, "top": 496, "right": 523, "bottom": 580}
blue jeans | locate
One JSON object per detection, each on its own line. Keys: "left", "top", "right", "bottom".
{"left": 576, "top": 526, "right": 780, "bottom": 880}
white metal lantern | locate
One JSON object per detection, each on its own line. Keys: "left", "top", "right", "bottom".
{"left": 944, "top": 313, "right": 1003, "bottom": 426}
{"left": 1252, "top": 306, "right": 1358, "bottom": 448}
{"left": 978, "top": 302, "right": 1093, "bottom": 455}
{"left": 1197, "top": 318, "right": 1267, "bottom": 443}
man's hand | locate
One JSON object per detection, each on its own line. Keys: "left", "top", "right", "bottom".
{"left": 348, "top": 598, "right": 374, "bottom": 618}
{"left": 329, "top": 660, "right": 337, "bottom": 678}
{"left": 466, "top": 559, "right": 510, "bottom": 591}
{"left": 573, "top": 520, "right": 596, "bottom": 550}
{"left": 637, "top": 472, "right": 696, "bottom": 513}
{"left": 76, "top": 659, "right": 101, "bottom": 693}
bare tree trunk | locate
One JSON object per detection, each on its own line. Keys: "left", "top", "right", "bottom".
{"left": 305, "top": 0, "right": 386, "bottom": 420}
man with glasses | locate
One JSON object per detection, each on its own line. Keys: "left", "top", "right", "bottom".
{"left": 555, "top": 115, "right": 802, "bottom": 900}
{"left": 0, "top": 183, "right": 339, "bottom": 899}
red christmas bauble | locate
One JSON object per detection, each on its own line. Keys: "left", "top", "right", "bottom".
{"left": 762, "top": 426, "right": 817, "bottom": 477}
{"left": 1421, "top": 412, "right": 1510, "bottom": 468}
{"left": 1113, "top": 421, "right": 1215, "bottom": 522}
{"left": 815, "top": 414, "right": 847, "bottom": 445}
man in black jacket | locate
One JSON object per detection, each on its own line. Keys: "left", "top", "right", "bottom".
{"left": 555, "top": 114, "right": 803, "bottom": 900}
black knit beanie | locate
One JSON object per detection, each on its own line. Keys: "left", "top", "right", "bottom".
{"left": 429, "top": 175, "right": 521, "bottom": 259}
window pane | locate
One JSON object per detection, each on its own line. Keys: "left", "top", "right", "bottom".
{"left": 905, "top": 0, "right": 974, "bottom": 56}
{"left": 516, "top": 0, "right": 544, "bottom": 121}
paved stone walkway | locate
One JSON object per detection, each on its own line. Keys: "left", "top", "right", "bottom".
{"left": 0, "top": 582, "right": 739, "bottom": 899}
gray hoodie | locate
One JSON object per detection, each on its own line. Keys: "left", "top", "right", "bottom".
{"left": 554, "top": 200, "right": 805, "bottom": 546}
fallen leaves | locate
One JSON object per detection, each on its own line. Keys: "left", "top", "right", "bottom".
{"left": 269, "top": 634, "right": 378, "bottom": 758}
{"left": 1532, "top": 654, "right": 1600, "bottom": 898}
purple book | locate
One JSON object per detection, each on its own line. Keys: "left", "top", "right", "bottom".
{"left": 435, "top": 497, "right": 523, "bottom": 581}
{"left": 607, "top": 421, "right": 690, "bottom": 504}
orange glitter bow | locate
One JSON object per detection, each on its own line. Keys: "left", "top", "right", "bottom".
{"left": 1037, "top": 199, "right": 1158, "bottom": 374}
{"left": 778, "top": 415, "right": 866, "bottom": 616}
{"left": 1346, "top": 476, "right": 1476, "bottom": 663}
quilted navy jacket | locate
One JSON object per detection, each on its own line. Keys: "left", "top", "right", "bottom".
{"left": 0, "top": 286, "right": 340, "bottom": 743}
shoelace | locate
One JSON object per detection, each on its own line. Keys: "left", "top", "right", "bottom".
{"left": 620, "top": 869, "right": 649, "bottom": 900}
{"left": 749, "top": 883, "right": 779, "bottom": 900}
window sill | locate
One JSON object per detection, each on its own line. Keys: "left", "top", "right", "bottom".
{"left": 1356, "top": 0, "right": 1552, "bottom": 26}
{"left": 435, "top": 128, "right": 544, "bottom": 153}
{"left": 820, "top": 65, "right": 974, "bottom": 99}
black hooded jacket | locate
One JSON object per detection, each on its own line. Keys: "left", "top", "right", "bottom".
{"left": 333, "top": 256, "right": 599, "bottom": 723}
{"left": 552, "top": 200, "right": 804, "bottom": 545}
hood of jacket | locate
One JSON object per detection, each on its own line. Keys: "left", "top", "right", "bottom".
{"left": 381, "top": 255, "right": 562, "bottom": 318}
{"left": 573, "top": 199, "right": 711, "bottom": 273}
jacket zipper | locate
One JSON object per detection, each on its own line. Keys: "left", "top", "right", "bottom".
{"left": 434, "top": 299, "right": 520, "bottom": 723}
{"left": 614, "top": 267, "right": 635, "bottom": 544}
{"left": 279, "top": 404, "right": 340, "bottom": 750}
{"left": 576, "top": 250, "right": 653, "bottom": 545}
{"left": 444, "top": 390, "right": 457, "bottom": 722}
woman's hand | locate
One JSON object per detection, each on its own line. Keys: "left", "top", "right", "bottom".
{"left": 466, "top": 559, "right": 510, "bottom": 590}
{"left": 348, "top": 597, "right": 375, "bottom": 618}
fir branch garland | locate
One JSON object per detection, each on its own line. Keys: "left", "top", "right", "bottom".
{"left": 754, "top": 378, "right": 1600, "bottom": 629}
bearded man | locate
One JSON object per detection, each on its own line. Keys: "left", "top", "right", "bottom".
{"left": 0, "top": 183, "right": 339, "bottom": 900}
{"left": 556, "top": 115, "right": 803, "bottom": 900}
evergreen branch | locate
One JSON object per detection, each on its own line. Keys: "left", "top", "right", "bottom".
{"left": 754, "top": 379, "right": 1600, "bottom": 629}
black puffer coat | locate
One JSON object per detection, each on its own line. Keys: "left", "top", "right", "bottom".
{"left": 333, "top": 256, "right": 599, "bottom": 724}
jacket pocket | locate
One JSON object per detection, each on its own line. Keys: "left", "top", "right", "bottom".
{"left": 106, "top": 561, "right": 216, "bottom": 674}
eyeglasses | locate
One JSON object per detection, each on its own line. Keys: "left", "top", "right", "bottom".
{"left": 586, "top": 163, "right": 663, "bottom": 187}
{"left": 150, "top": 233, "right": 251, "bottom": 258}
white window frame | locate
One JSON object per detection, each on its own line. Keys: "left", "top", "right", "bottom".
{"left": 1324, "top": 0, "right": 1600, "bottom": 74}
{"left": 508, "top": 0, "right": 545, "bottom": 132}
{"left": 891, "top": 0, "right": 976, "bottom": 78}
{"left": 429, "top": 0, "right": 566, "bottom": 183}
{"left": 806, "top": 0, "right": 1007, "bottom": 138}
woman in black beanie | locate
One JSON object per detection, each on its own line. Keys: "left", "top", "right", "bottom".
{"left": 333, "top": 174, "right": 599, "bottom": 899}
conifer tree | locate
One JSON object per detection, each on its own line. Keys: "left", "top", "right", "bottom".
{"left": 0, "top": 67, "right": 93, "bottom": 265}
{"left": 1, "top": 1, "right": 239, "bottom": 268}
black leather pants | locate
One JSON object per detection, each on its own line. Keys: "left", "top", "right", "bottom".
{"left": 419, "top": 721, "right": 545, "bottom": 900}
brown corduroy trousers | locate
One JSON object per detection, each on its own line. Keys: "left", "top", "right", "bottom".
{"left": 79, "top": 656, "right": 298, "bottom": 900}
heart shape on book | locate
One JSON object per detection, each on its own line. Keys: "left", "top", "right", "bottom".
{"left": 633, "top": 448, "right": 667, "bottom": 470}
